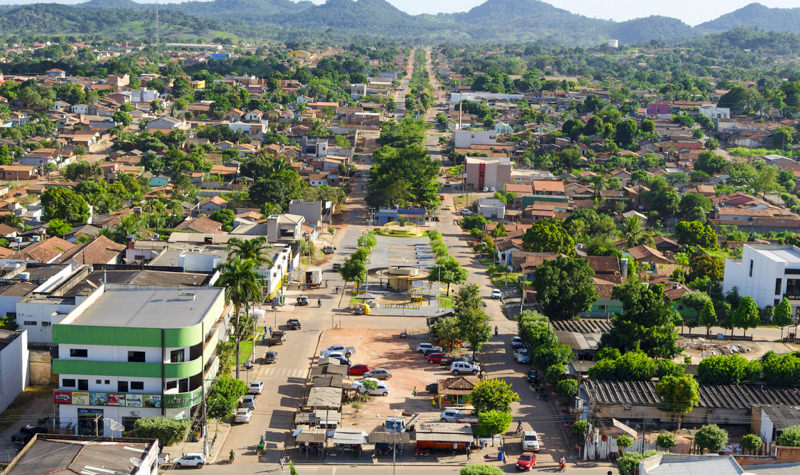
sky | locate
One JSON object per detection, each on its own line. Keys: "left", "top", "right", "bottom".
{"left": 1, "top": 0, "right": 800, "bottom": 26}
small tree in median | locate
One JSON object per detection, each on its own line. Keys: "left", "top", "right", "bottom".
{"left": 476, "top": 410, "right": 513, "bottom": 444}
{"left": 207, "top": 374, "right": 248, "bottom": 420}
{"left": 694, "top": 424, "right": 728, "bottom": 454}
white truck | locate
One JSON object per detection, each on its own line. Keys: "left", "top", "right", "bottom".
{"left": 320, "top": 344, "right": 356, "bottom": 358}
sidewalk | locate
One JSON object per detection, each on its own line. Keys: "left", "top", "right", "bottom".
{"left": 161, "top": 420, "right": 232, "bottom": 464}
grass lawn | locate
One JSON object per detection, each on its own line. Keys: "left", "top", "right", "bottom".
{"left": 238, "top": 340, "right": 255, "bottom": 362}
{"left": 438, "top": 295, "right": 454, "bottom": 308}
{"left": 479, "top": 258, "right": 494, "bottom": 265}
{"left": 491, "top": 272, "right": 522, "bottom": 288}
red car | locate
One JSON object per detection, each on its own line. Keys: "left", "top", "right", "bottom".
{"left": 515, "top": 452, "right": 536, "bottom": 471}
{"left": 348, "top": 364, "right": 370, "bottom": 375}
{"left": 426, "top": 353, "right": 449, "bottom": 364}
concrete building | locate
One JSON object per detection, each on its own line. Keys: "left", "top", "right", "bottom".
{"left": 4, "top": 434, "right": 159, "bottom": 475}
{"left": 52, "top": 285, "right": 227, "bottom": 436}
{"left": 0, "top": 329, "right": 29, "bottom": 414}
{"left": 289, "top": 199, "right": 333, "bottom": 227}
{"left": 465, "top": 156, "right": 511, "bottom": 191}
{"left": 476, "top": 198, "right": 506, "bottom": 219}
{"left": 700, "top": 104, "right": 731, "bottom": 120}
{"left": 723, "top": 244, "right": 800, "bottom": 311}
{"left": 454, "top": 130, "right": 497, "bottom": 148}
{"left": 266, "top": 214, "right": 305, "bottom": 242}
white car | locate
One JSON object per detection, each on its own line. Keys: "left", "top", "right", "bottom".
{"left": 235, "top": 407, "right": 252, "bottom": 423}
{"left": 351, "top": 377, "right": 380, "bottom": 389}
{"left": 416, "top": 343, "right": 443, "bottom": 353}
{"left": 240, "top": 395, "right": 256, "bottom": 409}
{"left": 522, "top": 430, "right": 540, "bottom": 451}
{"left": 440, "top": 409, "right": 466, "bottom": 422}
{"left": 352, "top": 378, "right": 389, "bottom": 396}
{"left": 173, "top": 453, "right": 206, "bottom": 468}
{"left": 320, "top": 345, "right": 355, "bottom": 358}
{"left": 459, "top": 208, "right": 473, "bottom": 216}
{"left": 515, "top": 348, "right": 531, "bottom": 364}
{"left": 248, "top": 381, "right": 264, "bottom": 395}
{"left": 451, "top": 361, "right": 480, "bottom": 375}
{"left": 491, "top": 288, "right": 503, "bottom": 299}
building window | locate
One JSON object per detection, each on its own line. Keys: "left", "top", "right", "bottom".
{"left": 70, "top": 348, "right": 88, "bottom": 358}
{"left": 78, "top": 379, "right": 88, "bottom": 391}
{"left": 130, "top": 381, "right": 144, "bottom": 391}
{"left": 96, "top": 380, "right": 102, "bottom": 384}
{"left": 749, "top": 259, "right": 754, "bottom": 277}
{"left": 127, "top": 351, "right": 145, "bottom": 362}
{"left": 170, "top": 349, "right": 185, "bottom": 363}
{"left": 787, "top": 279, "right": 800, "bottom": 299}
{"left": 179, "top": 378, "right": 189, "bottom": 392}
{"left": 777, "top": 278, "right": 783, "bottom": 295}
{"left": 62, "top": 378, "right": 75, "bottom": 388}
{"left": 105, "top": 380, "right": 110, "bottom": 384}
{"left": 118, "top": 381, "right": 128, "bottom": 393}
{"left": 23, "top": 321, "right": 37, "bottom": 326}
{"left": 41, "top": 322, "right": 50, "bottom": 327}
{"left": 165, "top": 381, "right": 177, "bottom": 391}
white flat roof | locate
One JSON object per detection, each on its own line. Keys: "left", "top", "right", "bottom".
{"left": 750, "top": 245, "right": 800, "bottom": 264}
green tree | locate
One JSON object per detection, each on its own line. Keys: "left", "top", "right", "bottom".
{"left": 207, "top": 374, "right": 248, "bottom": 420}
{"left": 697, "top": 300, "right": 718, "bottom": 337}
{"left": 556, "top": 378, "right": 578, "bottom": 399}
{"left": 675, "top": 221, "right": 718, "bottom": 249}
{"left": 133, "top": 417, "right": 190, "bottom": 446}
{"left": 339, "top": 254, "right": 368, "bottom": 297}
{"left": 517, "top": 310, "right": 555, "bottom": 347}
{"left": 694, "top": 424, "right": 728, "bottom": 453}
{"left": 216, "top": 258, "right": 264, "bottom": 379}
{"left": 226, "top": 236, "right": 273, "bottom": 269}
{"left": 589, "top": 350, "right": 656, "bottom": 381}
{"left": 572, "top": 420, "right": 589, "bottom": 438}
{"left": 47, "top": 218, "right": 71, "bottom": 237}
{"left": 210, "top": 209, "right": 236, "bottom": 231}
{"left": 774, "top": 297, "right": 793, "bottom": 339}
{"left": 112, "top": 110, "right": 132, "bottom": 127}
{"left": 428, "top": 256, "right": 468, "bottom": 295}
{"left": 41, "top": 187, "right": 90, "bottom": 224}
{"left": 615, "top": 119, "right": 638, "bottom": 148}
{"left": 656, "top": 374, "right": 700, "bottom": 430}
{"left": 357, "top": 232, "right": 377, "bottom": 249}
{"left": 741, "top": 434, "right": 763, "bottom": 454}
{"left": 616, "top": 435, "right": 633, "bottom": 452}
{"left": 545, "top": 363, "right": 567, "bottom": 384}
{"left": 777, "top": 425, "right": 800, "bottom": 446}
{"left": 761, "top": 352, "right": 800, "bottom": 387}
{"left": 697, "top": 354, "right": 761, "bottom": 385}
{"left": 695, "top": 151, "right": 727, "bottom": 175}
{"left": 532, "top": 256, "right": 598, "bottom": 320}
{"left": 476, "top": 410, "right": 513, "bottom": 439}
{"left": 432, "top": 316, "right": 461, "bottom": 351}
{"left": 656, "top": 433, "right": 676, "bottom": 452}
{"left": 521, "top": 218, "right": 575, "bottom": 255}
{"left": 531, "top": 341, "right": 575, "bottom": 369}
{"left": 470, "top": 379, "right": 520, "bottom": 414}
{"left": 602, "top": 281, "right": 681, "bottom": 358}
{"left": 732, "top": 296, "right": 760, "bottom": 337}
{"left": 679, "top": 193, "right": 713, "bottom": 222}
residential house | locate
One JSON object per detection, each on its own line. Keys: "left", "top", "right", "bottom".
{"left": 476, "top": 198, "right": 505, "bottom": 219}
{"left": 174, "top": 215, "right": 224, "bottom": 234}
{"left": 70, "top": 104, "right": 89, "bottom": 114}
{"left": 57, "top": 236, "right": 126, "bottom": 266}
{"left": 0, "top": 165, "right": 36, "bottom": 181}
{"left": 9, "top": 237, "right": 76, "bottom": 264}
{"left": 266, "top": 214, "right": 305, "bottom": 243}
{"left": 289, "top": 199, "right": 332, "bottom": 227}
{"left": 144, "top": 116, "right": 186, "bottom": 132}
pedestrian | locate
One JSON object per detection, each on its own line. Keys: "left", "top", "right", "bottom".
{"left": 279, "top": 456, "right": 285, "bottom": 470}
{"left": 452, "top": 442, "right": 457, "bottom": 456}
{"left": 412, "top": 386, "right": 417, "bottom": 397}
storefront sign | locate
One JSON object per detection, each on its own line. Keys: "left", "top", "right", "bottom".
{"left": 90, "top": 392, "right": 108, "bottom": 406}
{"left": 54, "top": 391, "right": 71, "bottom": 404}
{"left": 143, "top": 394, "right": 161, "bottom": 408}
{"left": 107, "top": 393, "right": 125, "bottom": 407}
{"left": 125, "top": 394, "right": 143, "bottom": 408}
{"left": 54, "top": 390, "right": 200, "bottom": 408}
{"left": 72, "top": 392, "right": 90, "bottom": 405}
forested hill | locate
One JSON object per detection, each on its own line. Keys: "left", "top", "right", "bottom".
{"left": 1, "top": 0, "right": 800, "bottom": 46}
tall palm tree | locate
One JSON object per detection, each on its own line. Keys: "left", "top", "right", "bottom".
{"left": 227, "top": 237, "right": 274, "bottom": 269}
{"left": 216, "top": 258, "right": 264, "bottom": 379}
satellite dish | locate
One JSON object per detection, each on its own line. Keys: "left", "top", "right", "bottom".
{"left": 106, "top": 418, "right": 125, "bottom": 431}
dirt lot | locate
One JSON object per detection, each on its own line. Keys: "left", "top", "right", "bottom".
{"left": 318, "top": 325, "right": 471, "bottom": 433}
{"left": 680, "top": 335, "right": 800, "bottom": 363}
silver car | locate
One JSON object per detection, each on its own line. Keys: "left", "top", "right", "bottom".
{"left": 364, "top": 368, "right": 392, "bottom": 380}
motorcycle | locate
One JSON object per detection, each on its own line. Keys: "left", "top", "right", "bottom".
{"left": 414, "top": 448, "right": 430, "bottom": 457}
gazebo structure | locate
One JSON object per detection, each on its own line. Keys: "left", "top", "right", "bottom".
{"left": 437, "top": 376, "right": 478, "bottom": 408}
{"left": 376, "top": 266, "right": 430, "bottom": 292}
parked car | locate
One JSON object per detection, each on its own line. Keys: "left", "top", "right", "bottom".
{"left": 450, "top": 361, "right": 480, "bottom": 375}
{"left": 491, "top": 288, "right": 503, "bottom": 299}
{"left": 11, "top": 425, "right": 47, "bottom": 448}
{"left": 324, "top": 353, "right": 351, "bottom": 366}
{"left": 352, "top": 378, "right": 389, "bottom": 396}
{"left": 426, "top": 353, "right": 449, "bottom": 364}
{"left": 515, "top": 348, "right": 531, "bottom": 364}
{"left": 287, "top": 319, "right": 301, "bottom": 330}
{"left": 321, "top": 345, "right": 355, "bottom": 358}
{"left": 296, "top": 296, "right": 310, "bottom": 306}
{"left": 526, "top": 369, "right": 539, "bottom": 384}
{"left": 442, "top": 356, "right": 466, "bottom": 366}
{"left": 332, "top": 263, "right": 341, "bottom": 271}
{"left": 235, "top": 407, "right": 252, "bottom": 423}
{"left": 173, "top": 453, "right": 206, "bottom": 468}
{"left": 264, "top": 351, "right": 277, "bottom": 364}
{"left": 459, "top": 208, "right": 473, "bottom": 216}
{"left": 515, "top": 452, "right": 536, "bottom": 471}
{"left": 422, "top": 347, "right": 444, "bottom": 357}
{"left": 240, "top": 395, "right": 257, "bottom": 409}
{"left": 511, "top": 336, "right": 525, "bottom": 349}
{"left": 426, "top": 382, "right": 438, "bottom": 394}
{"left": 248, "top": 381, "right": 264, "bottom": 395}
{"left": 522, "top": 430, "right": 540, "bottom": 451}
{"left": 440, "top": 409, "right": 467, "bottom": 423}
{"left": 348, "top": 364, "right": 370, "bottom": 375}
{"left": 323, "top": 245, "right": 336, "bottom": 254}
{"left": 416, "top": 343, "right": 442, "bottom": 353}
{"left": 364, "top": 368, "right": 391, "bottom": 379}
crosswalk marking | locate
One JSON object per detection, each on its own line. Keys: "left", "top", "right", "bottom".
{"left": 259, "top": 367, "right": 308, "bottom": 379}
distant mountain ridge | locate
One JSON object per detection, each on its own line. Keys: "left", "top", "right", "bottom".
{"left": 0, "top": 0, "right": 799, "bottom": 46}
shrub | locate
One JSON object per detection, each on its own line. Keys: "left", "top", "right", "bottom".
{"left": 694, "top": 424, "right": 728, "bottom": 453}
{"left": 741, "top": 434, "right": 763, "bottom": 453}
{"left": 616, "top": 435, "right": 633, "bottom": 451}
{"left": 460, "top": 465, "right": 504, "bottom": 475}
{"left": 207, "top": 375, "right": 248, "bottom": 420}
{"left": 777, "top": 425, "right": 800, "bottom": 447}
{"left": 133, "top": 417, "right": 190, "bottom": 445}
{"left": 531, "top": 342, "right": 575, "bottom": 369}
{"left": 617, "top": 450, "right": 659, "bottom": 475}
{"left": 697, "top": 354, "right": 761, "bottom": 385}
{"left": 545, "top": 364, "right": 567, "bottom": 384}
{"left": 572, "top": 420, "right": 588, "bottom": 438}
{"left": 556, "top": 379, "right": 578, "bottom": 399}
{"left": 656, "top": 433, "right": 676, "bottom": 452}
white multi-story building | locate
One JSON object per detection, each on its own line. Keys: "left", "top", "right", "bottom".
{"left": 52, "top": 285, "right": 227, "bottom": 437}
{"left": 0, "top": 329, "right": 28, "bottom": 414}
{"left": 723, "top": 244, "right": 800, "bottom": 312}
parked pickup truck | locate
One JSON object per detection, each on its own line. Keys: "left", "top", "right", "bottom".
{"left": 320, "top": 345, "right": 355, "bottom": 358}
